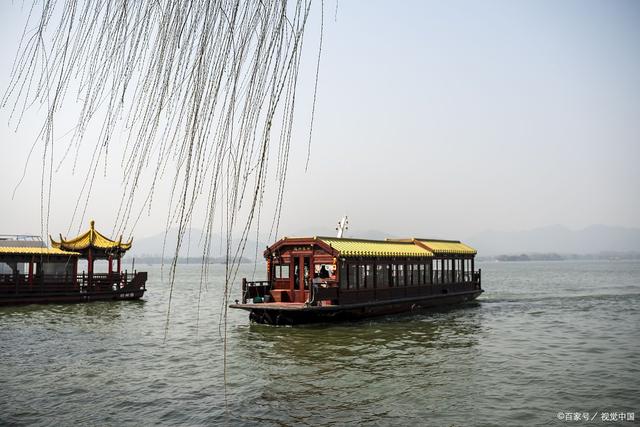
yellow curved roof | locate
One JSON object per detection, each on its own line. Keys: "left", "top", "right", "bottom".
{"left": 50, "top": 220, "right": 132, "bottom": 252}
{"left": 318, "top": 237, "right": 433, "bottom": 258}
{"left": 0, "top": 247, "right": 79, "bottom": 256}
{"left": 417, "top": 239, "right": 477, "bottom": 255}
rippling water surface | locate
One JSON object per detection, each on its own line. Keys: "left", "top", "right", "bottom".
{"left": 1, "top": 261, "right": 639, "bottom": 426}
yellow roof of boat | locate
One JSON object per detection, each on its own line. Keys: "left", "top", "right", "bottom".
{"left": 317, "top": 237, "right": 433, "bottom": 258}
{"left": 386, "top": 238, "right": 477, "bottom": 255}
{"left": 417, "top": 239, "right": 477, "bottom": 255}
{"left": 0, "top": 247, "right": 79, "bottom": 256}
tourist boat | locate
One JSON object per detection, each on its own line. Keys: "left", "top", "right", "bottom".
{"left": 0, "top": 221, "right": 147, "bottom": 305}
{"left": 230, "top": 221, "right": 482, "bottom": 325}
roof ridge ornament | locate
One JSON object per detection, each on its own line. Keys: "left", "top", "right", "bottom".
{"left": 336, "top": 216, "right": 349, "bottom": 238}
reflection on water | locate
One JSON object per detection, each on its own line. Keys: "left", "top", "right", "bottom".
{"left": 241, "top": 304, "right": 483, "bottom": 357}
{"left": 1, "top": 261, "right": 639, "bottom": 426}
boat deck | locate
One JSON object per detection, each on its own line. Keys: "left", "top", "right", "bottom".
{"left": 230, "top": 302, "right": 327, "bottom": 311}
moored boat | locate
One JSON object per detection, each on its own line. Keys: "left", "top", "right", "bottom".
{"left": 230, "top": 231, "right": 482, "bottom": 325}
{"left": 0, "top": 221, "right": 147, "bottom": 306}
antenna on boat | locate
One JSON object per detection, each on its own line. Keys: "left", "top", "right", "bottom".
{"left": 336, "top": 216, "right": 349, "bottom": 238}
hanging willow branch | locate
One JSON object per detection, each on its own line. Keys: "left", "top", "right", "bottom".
{"left": 3, "top": 0, "right": 320, "bottom": 334}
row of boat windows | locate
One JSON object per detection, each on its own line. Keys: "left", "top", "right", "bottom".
{"left": 339, "top": 259, "right": 474, "bottom": 290}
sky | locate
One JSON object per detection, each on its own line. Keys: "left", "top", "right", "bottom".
{"left": 0, "top": 0, "right": 639, "bottom": 242}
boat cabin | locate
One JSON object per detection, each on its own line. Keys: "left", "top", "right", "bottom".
{"left": 0, "top": 236, "right": 79, "bottom": 292}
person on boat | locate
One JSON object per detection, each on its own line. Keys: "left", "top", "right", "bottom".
{"left": 318, "top": 265, "right": 330, "bottom": 279}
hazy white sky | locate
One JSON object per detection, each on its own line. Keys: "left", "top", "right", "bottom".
{"left": 1, "top": 0, "right": 639, "bottom": 241}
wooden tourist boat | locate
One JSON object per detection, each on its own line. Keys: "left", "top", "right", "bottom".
{"left": 230, "top": 231, "right": 482, "bottom": 325}
{"left": 0, "top": 221, "right": 146, "bottom": 306}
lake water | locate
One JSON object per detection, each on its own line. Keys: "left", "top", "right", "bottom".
{"left": 1, "top": 260, "right": 639, "bottom": 426}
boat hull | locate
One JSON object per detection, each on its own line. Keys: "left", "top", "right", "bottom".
{"left": 0, "top": 272, "right": 148, "bottom": 306}
{"left": 0, "top": 289, "right": 145, "bottom": 306}
{"left": 230, "top": 290, "right": 482, "bottom": 325}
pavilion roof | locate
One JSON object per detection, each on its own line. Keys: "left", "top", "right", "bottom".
{"left": 50, "top": 220, "right": 132, "bottom": 253}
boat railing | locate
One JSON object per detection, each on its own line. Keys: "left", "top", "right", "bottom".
{"left": 241, "top": 279, "right": 271, "bottom": 303}
{"left": 78, "top": 271, "right": 147, "bottom": 292}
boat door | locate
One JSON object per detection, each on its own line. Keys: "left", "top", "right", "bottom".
{"left": 291, "top": 254, "right": 310, "bottom": 303}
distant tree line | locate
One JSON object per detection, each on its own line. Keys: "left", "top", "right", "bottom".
{"left": 478, "top": 252, "right": 640, "bottom": 262}
{"left": 130, "top": 256, "right": 256, "bottom": 265}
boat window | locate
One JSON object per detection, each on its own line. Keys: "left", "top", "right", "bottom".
{"left": 0, "top": 262, "right": 18, "bottom": 274}
{"left": 304, "top": 257, "right": 310, "bottom": 289}
{"left": 464, "top": 259, "right": 471, "bottom": 282}
{"left": 412, "top": 263, "right": 420, "bottom": 285}
{"left": 294, "top": 262, "right": 300, "bottom": 290}
{"left": 375, "top": 263, "right": 389, "bottom": 288}
{"left": 92, "top": 260, "right": 110, "bottom": 273}
{"left": 445, "top": 259, "right": 452, "bottom": 283}
{"left": 340, "top": 262, "right": 348, "bottom": 289}
{"left": 358, "top": 264, "right": 366, "bottom": 289}
{"left": 390, "top": 264, "right": 396, "bottom": 287}
{"left": 42, "top": 261, "right": 73, "bottom": 276}
{"left": 433, "top": 259, "right": 441, "bottom": 284}
{"left": 365, "top": 264, "right": 373, "bottom": 288}
{"left": 349, "top": 263, "right": 358, "bottom": 290}
{"left": 442, "top": 259, "right": 448, "bottom": 283}
{"left": 314, "top": 264, "right": 334, "bottom": 279}
{"left": 455, "top": 259, "right": 462, "bottom": 282}
{"left": 275, "top": 264, "right": 290, "bottom": 279}
{"left": 397, "top": 264, "right": 405, "bottom": 286}
{"left": 425, "top": 262, "right": 431, "bottom": 284}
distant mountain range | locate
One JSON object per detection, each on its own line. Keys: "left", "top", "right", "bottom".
{"left": 467, "top": 225, "right": 640, "bottom": 256}
{"left": 128, "top": 228, "right": 267, "bottom": 259}
{"left": 128, "top": 224, "right": 640, "bottom": 260}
